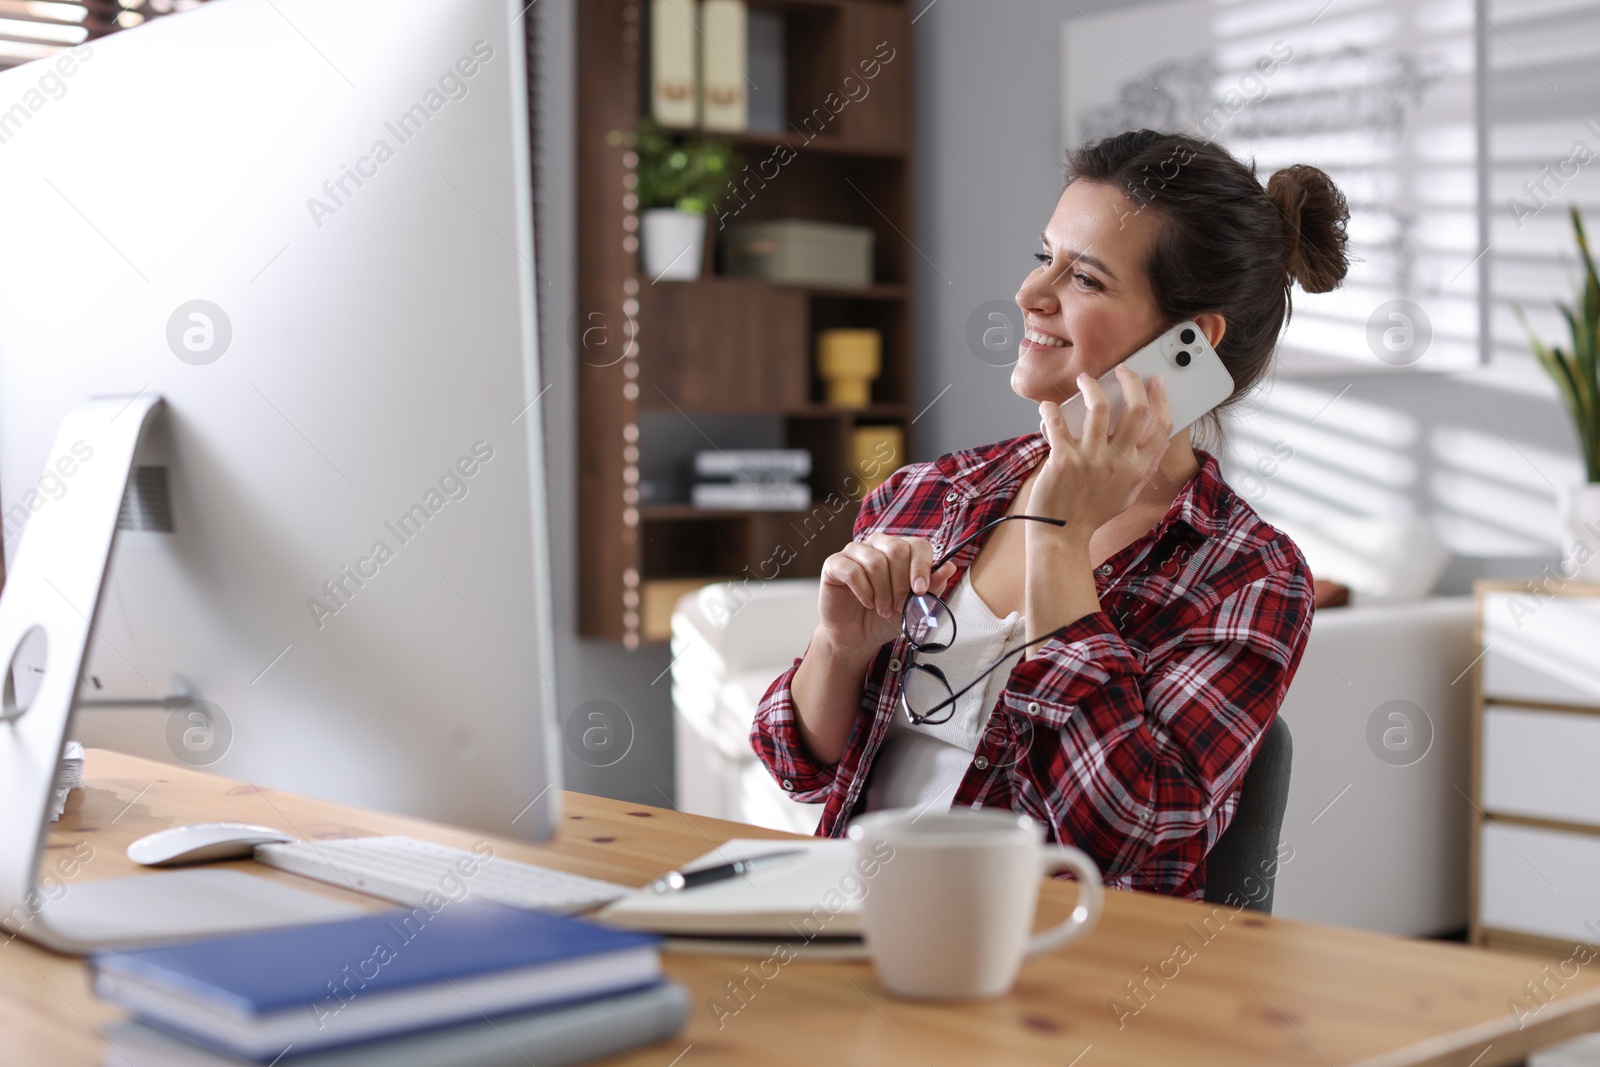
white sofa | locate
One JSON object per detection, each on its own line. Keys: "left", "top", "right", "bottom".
{"left": 1270, "top": 596, "right": 1475, "bottom": 935}
{"left": 670, "top": 580, "right": 826, "bottom": 836}
{"left": 670, "top": 580, "right": 1475, "bottom": 936}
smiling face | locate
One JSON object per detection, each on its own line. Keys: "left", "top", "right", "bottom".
{"left": 1011, "top": 181, "right": 1169, "bottom": 404}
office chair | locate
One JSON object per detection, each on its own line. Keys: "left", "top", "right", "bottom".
{"left": 1202, "top": 716, "right": 1293, "bottom": 915}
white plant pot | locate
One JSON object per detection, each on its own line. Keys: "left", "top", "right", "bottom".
{"left": 1559, "top": 481, "right": 1600, "bottom": 583}
{"left": 641, "top": 208, "right": 705, "bottom": 282}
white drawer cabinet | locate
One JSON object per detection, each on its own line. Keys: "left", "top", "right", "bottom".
{"left": 1482, "top": 706, "right": 1600, "bottom": 825}
{"left": 1479, "top": 822, "right": 1600, "bottom": 943}
{"left": 1472, "top": 581, "right": 1600, "bottom": 956}
{"left": 1482, "top": 590, "right": 1600, "bottom": 706}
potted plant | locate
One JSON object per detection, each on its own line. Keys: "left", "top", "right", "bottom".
{"left": 610, "top": 120, "right": 739, "bottom": 282}
{"left": 1516, "top": 206, "right": 1600, "bottom": 580}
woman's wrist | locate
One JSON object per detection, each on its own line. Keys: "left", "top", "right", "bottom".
{"left": 792, "top": 624, "right": 878, "bottom": 767}
{"left": 1024, "top": 529, "right": 1100, "bottom": 644}
{"left": 810, "top": 624, "right": 879, "bottom": 674}
{"left": 1026, "top": 516, "right": 1093, "bottom": 555}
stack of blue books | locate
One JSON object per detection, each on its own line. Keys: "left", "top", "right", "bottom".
{"left": 90, "top": 903, "right": 687, "bottom": 1066}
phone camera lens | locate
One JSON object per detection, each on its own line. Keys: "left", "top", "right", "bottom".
{"left": 1179, "top": 328, "right": 1197, "bottom": 345}
{"left": 1175, "top": 350, "right": 1192, "bottom": 367}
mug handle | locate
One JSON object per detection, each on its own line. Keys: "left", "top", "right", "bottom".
{"left": 1026, "top": 845, "right": 1104, "bottom": 956}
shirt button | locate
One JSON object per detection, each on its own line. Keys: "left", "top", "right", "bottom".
{"left": 888, "top": 658, "right": 902, "bottom": 672}
{"left": 945, "top": 492, "right": 958, "bottom": 503}
{"left": 974, "top": 756, "right": 989, "bottom": 770}
{"left": 782, "top": 779, "right": 795, "bottom": 791}
{"left": 1027, "top": 702, "right": 1041, "bottom": 715}
{"left": 932, "top": 542, "right": 943, "bottom": 554}
{"left": 1097, "top": 564, "right": 1113, "bottom": 577}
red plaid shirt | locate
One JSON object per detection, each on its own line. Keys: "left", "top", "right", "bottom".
{"left": 750, "top": 432, "right": 1314, "bottom": 899}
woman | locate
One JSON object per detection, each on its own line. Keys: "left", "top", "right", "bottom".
{"left": 749, "top": 130, "right": 1350, "bottom": 899}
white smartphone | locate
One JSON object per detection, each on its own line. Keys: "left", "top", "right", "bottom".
{"left": 1058, "top": 320, "right": 1235, "bottom": 439}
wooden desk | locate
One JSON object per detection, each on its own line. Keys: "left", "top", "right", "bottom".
{"left": 11, "top": 750, "right": 1600, "bottom": 1067}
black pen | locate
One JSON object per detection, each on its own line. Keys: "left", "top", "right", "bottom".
{"left": 648, "top": 849, "right": 806, "bottom": 893}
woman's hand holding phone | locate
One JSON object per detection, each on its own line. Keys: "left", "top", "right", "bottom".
{"left": 1032, "top": 366, "right": 1174, "bottom": 537}
{"left": 818, "top": 534, "right": 958, "bottom": 658}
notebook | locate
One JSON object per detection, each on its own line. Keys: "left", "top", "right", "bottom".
{"left": 598, "top": 839, "right": 883, "bottom": 939}
{"left": 98, "top": 982, "right": 689, "bottom": 1067}
{"left": 91, "top": 903, "right": 661, "bottom": 1060}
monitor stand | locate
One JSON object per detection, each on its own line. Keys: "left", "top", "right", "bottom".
{"left": 0, "top": 395, "right": 362, "bottom": 954}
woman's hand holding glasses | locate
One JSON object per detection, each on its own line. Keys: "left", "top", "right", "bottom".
{"left": 819, "top": 534, "right": 958, "bottom": 659}
{"left": 816, "top": 516, "right": 1072, "bottom": 726}
{"left": 795, "top": 533, "right": 960, "bottom": 762}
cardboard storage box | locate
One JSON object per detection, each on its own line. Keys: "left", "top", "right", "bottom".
{"left": 723, "top": 220, "right": 875, "bottom": 288}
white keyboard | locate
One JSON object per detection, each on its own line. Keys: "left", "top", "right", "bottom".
{"left": 254, "top": 836, "right": 631, "bottom": 914}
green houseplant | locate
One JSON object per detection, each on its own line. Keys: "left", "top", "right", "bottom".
{"left": 1516, "top": 206, "right": 1600, "bottom": 578}
{"left": 610, "top": 120, "right": 738, "bottom": 281}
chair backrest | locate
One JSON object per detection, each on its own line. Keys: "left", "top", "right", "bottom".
{"left": 1202, "top": 716, "right": 1293, "bottom": 915}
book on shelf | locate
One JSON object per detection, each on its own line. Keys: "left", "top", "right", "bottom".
{"left": 700, "top": 0, "right": 748, "bottom": 132}
{"left": 692, "top": 481, "right": 810, "bottom": 511}
{"left": 90, "top": 903, "right": 665, "bottom": 1062}
{"left": 746, "top": 8, "right": 786, "bottom": 133}
{"left": 693, "top": 448, "right": 812, "bottom": 480}
{"left": 650, "top": 0, "right": 698, "bottom": 127}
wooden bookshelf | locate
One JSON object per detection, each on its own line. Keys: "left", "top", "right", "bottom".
{"left": 576, "top": 0, "right": 916, "bottom": 646}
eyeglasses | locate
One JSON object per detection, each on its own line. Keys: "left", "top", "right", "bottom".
{"left": 899, "top": 514, "right": 1071, "bottom": 726}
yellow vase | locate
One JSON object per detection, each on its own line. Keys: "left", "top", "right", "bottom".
{"left": 816, "top": 329, "right": 882, "bottom": 409}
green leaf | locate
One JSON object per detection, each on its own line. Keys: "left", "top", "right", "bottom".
{"left": 1573, "top": 208, "right": 1600, "bottom": 477}
{"left": 1556, "top": 304, "right": 1591, "bottom": 408}
{"left": 1522, "top": 209, "right": 1600, "bottom": 480}
{"left": 1517, "top": 302, "right": 1587, "bottom": 445}
{"left": 627, "top": 118, "right": 742, "bottom": 215}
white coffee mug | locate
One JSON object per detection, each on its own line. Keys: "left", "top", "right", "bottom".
{"left": 847, "top": 808, "right": 1104, "bottom": 1000}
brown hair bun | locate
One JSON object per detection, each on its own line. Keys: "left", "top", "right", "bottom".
{"left": 1266, "top": 164, "right": 1351, "bottom": 294}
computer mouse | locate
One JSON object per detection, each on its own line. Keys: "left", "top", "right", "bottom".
{"left": 126, "top": 822, "right": 297, "bottom": 867}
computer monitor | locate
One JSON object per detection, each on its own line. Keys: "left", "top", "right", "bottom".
{"left": 0, "top": 0, "right": 561, "bottom": 868}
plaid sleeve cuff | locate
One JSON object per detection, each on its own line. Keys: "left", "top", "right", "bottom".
{"left": 750, "top": 658, "right": 838, "bottom": 801}
{"left": 1000, "top": 611, "right": 1145, "bottom": 729}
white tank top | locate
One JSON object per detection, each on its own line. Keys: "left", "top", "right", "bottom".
{"left": 866, "top": 570, "right": 1026, "bottom": 814}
